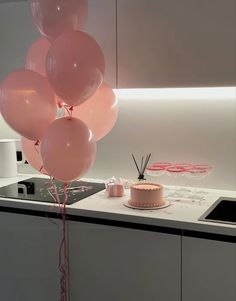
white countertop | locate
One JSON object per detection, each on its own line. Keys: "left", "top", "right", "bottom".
{"left": 0, "top": 174, "right": 236, "bottom": 237}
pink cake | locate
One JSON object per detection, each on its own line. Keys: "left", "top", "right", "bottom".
{"left": 129, "top": 183, "right": 165, "bottom": 208}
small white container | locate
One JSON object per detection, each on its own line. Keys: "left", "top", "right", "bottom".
{"left": 0, "top": 139, "right": 23, "bottom": 178}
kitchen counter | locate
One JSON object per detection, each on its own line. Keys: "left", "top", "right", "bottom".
{"left": 0, "top": 174, "right": 236, "bottom": 237}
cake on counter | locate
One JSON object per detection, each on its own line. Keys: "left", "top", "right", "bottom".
{"left": 129, "top": 182, "right": 165, "bottom": 208}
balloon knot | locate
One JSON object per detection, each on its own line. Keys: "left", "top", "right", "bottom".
{"left": 69, "top": 106, "right": 74, "bottom": 112}
{"left": 64, "top": 182, "right": 69, "bottom": 189}
{"left": 34, "top": 140, "right": 40, "bottom": 146}
{"left": 57, "top": 100, "right": 63, "bottom": 108}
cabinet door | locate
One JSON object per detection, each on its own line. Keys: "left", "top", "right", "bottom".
{"left": 69, "top": 221, "right": 181, "bottom": 301}
{"left": 84, "top": 0, "right": 116, "bottom": 87}
{"left": 0, "top": 211, "right": 61, "bottom": 301}
{"left": 0, "top": 1, "right": 38, "bottom": 81}
{"left": 182, "top": 236, "right": 236, "bottom": 301}
{"left": 117, "top": 0, "right": 236, "bottom": 88}
{"left": 0, "top": 0, "right": 116, "bottom": 87}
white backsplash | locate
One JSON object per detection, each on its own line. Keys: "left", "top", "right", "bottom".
{"left": 86, "top": 88, "right": 236, "bottom": 190}
{"left": 2, "top": 87, "right": 235, "bottom": 191}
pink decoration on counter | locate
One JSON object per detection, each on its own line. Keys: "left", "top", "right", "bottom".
{"left": 192, "top": 164, "right": 212, "bottom": 170}
{"left": 29, "top": 0, "right": 88, "bottom": 40}
{"left": 0, "top": 69, "right": 57, "bottom": 141}
{"left": 72, "top": 83, "right": 118, "bottom": 141}
{"left": 166, "top": 165, "right": 185, "bottom": 173}
{"left": 40, "top": 117, "right": 96, "bottom": 182}
{"left": 152, "top": 162, "right": 172, "bottom": 168}
{"left": 186, "top": 164, "right": 212, "bottom": 178}
{"left": 21, "top": 137, "right": 48, "bottom": 175}
{"left": 46, "top": 31, "right": 105, "bottom": 107}
{"left": 146, "top": 166, "right": 165, "bottom": 171}
{"left": 174, "top": 163, "right": 193, "bottom": 170}
{"left": 146, "top": 162, "right": 213, "bottom": 179}
{"left": 25, "top": 37, "right": 51, "bottom": 77}
{"left": 106, "top": 183, "right": 124, "bottom": 197}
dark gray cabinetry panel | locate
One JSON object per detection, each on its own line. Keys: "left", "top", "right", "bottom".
{"left": 69, "top": 221, "right": 181, "bottom": 301}
{"left": 182, "top": 235, "right": 236, "bottom": 301}
{"left": 0, "top": 211, "right": 61, "bottom": 301}
{"left": 0, "top": 0, "right": 116, "bottom": 86}
{"left": 117, "top": 0, "right": 236, "bottom": 88}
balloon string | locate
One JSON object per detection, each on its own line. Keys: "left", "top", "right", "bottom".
{"left": 47, "top": 177, "right": 70, "bottom": 301}
{"left": 32, "top": 142, "right": 45, "bottom": 175}
{"left": 64, "top": 105, "right": 73, "bottom": 118}
{"left": 34, "top": 141, "right": 40, "bottom": 154}
{"left": 60, "top": 182, "right": 70, "bottom": 301}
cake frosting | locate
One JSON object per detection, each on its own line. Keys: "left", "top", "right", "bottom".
{"left": 129, "top": 182, "right": 164, "bottom": 208}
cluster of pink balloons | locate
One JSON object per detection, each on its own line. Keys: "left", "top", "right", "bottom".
{"left": 0, "top": 0, "right": 118, "bottom": 182}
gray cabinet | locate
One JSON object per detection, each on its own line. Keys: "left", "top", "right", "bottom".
{"left": 0, "top": 211, "right": 61, "bottom": 301}
{"left": 0, "top": 1, "right": 38, "bottom": 81}
{"left": 0, "top": 0, "right": 116, "bottom": 87}
{"left": 1, "top": 208, "right": 235, "bottom": 301}
{"left": 1, "top": 0, "right": 236, "bottom": 88}
{"left": 182, "top": 235, "right": 236, "bottom": 301}
{"left": 85, "top": 0, "right": 116, "bottom": 87}
{"left": 117, "top": 0, "right": 236, "bottom": 88}
{"left": 69, "top": 221, "right": 181, "bottom": 301}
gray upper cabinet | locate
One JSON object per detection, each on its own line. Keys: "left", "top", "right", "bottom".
{"left": 1, "top": 0, "right": 235, "bottom": 88}
{"left": 117, "top": 0, "right": 236, "bottom": 88}
{"left": 0, "top": 1, "right": 38, "bottom": 81}
{"left": 0, "top": 0, "right": 116, "bottom": 87}
{"left": 84, "top": 0, "right": 116, "bottom": 88}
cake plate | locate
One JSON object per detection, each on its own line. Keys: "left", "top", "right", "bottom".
{"left": 123, "top": 200, "right": 171, "bottom": 210}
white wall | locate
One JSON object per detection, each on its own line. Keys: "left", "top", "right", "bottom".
{"left": 86, "top": 87, "right": 236, "bottom": 190}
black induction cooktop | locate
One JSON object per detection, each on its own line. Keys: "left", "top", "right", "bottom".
{"left": 0, "top": 177, "right": 106, "bottom": 205}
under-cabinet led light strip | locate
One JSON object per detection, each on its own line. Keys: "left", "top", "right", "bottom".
{"left": 114, "top": 87, "right": 236, "bottom": 100}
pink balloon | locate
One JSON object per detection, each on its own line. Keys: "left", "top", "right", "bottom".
{"left": 21, "top": 137, "right": 48, "bottom": 175}
{"left": 0, "top": 69, "right": 57, "bottom": 141}
{"left": 25, "top": 38, "right": 63, "bottom": 106}
{"left": 30, "top": 0, "right": 88, "bottom": 40}
{"left": 41, "top": 117, "right": 96, "bottom": 182}
{"left": 25, "top": 37, "right": 51, "bottom": 77}
{"left": 72, "top": 83, "right": 119, "bottom": 141}
{"left": 46, "top": 31, "right": 105, "bottom": 106}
